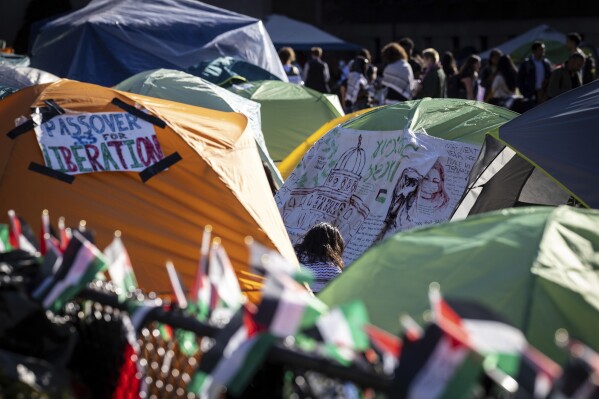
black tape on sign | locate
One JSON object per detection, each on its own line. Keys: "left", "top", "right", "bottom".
{"left": 29, "top": 163, "right": 75, "bottom": 184}
{"left": 111, "top": 98, "right": 167, "bottom": 129}
{"left": 7, "top": 119, "right": 35, "bottom": 139}
{"left": 43, "top": 99, "right": 65, "bottom": 115}
{"left": 139, "top": 152, "right": 182, "bottom": 183}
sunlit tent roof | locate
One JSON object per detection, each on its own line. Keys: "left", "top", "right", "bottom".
{"left": 319, "top": 206, "right": 599, "bottom": 363}
{"left": 228, "top": 80, "right": 344, "bottom": 162}
{"left": 187, "top": 56, "right": 281, "bottom": 87}
{"left": 115, "top": 68, "right": 283, "bottom": 186}
{"left": 0, "top": 79, "right": 297, "bottom": 299}
{"left": 0, "top": 64, "right": 59, "bottom": 89}
{"left": 264, "top": 14, "right": 361, "bottom": 51}
{"left": 479, "top": 24, "right": 568, "bottom": 64}
{"left": 30, "top": 0, "right": 287, "bottom": 87}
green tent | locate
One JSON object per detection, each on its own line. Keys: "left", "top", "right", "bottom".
{"left": 340, "top": 98, "right": 517, "bottom": 144}
{"left": 319, "top": 206, "right": 599, "bottom": 362}
{"left": 228, "top": 80, "right": 344, "bottom": 162}
{"left": 115, "top": 68, "right": 282, "bottom": 186}
{"left": 187, "top": 56, "right": 282, "bottom": 87}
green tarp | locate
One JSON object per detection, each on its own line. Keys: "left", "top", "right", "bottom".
{"left": 319, "top": 206, "right": 599, "bottom": 363}
{"left": 228, "top": 80, "right": 344, "bottom": 162}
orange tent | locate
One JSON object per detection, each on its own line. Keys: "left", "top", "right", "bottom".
{"left": 0, "top": 79, "right": 297, "bottom": 299}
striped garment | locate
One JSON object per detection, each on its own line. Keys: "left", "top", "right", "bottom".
{"left": 298, "top": 257, "right": 342, "bottom": 293}
{"left": 382, "top": 59, "right": 415, "bottom": 101}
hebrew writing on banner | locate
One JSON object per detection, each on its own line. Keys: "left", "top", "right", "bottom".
{"left": 275, "top": 127, "right": 480, "bottom": 265}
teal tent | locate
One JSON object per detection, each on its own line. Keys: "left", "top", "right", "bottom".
{"left": 319, "top": 206, "right": 599, "bottom": 362}
{"left": 187, "top": 56, "right": 281, "bottom": 87}
{"left": 228, "top": 80, "right": 344, "bottom": 162}
{"left": 115, "top": 69, "right": 282, "bottom": 186}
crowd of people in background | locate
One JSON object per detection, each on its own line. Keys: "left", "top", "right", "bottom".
{"left": 278, "top": 31, "right": 596, "bottom": 115}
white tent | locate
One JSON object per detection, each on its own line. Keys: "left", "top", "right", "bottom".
{"left": 264, "top": 14, "right": 360, "bottom": 51}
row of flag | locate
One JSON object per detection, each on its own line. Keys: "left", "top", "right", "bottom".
{"left": 2, "top": 210, "right": 599, "bottom": 398}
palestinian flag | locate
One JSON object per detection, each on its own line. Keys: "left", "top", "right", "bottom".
{"left": 189, "top": 307, "right": 274, "bottom": 398}
{"left": 0, "top": 224, "right": 12, "bottom": 252}
{"left": 8, "top": 210, "right": 38, "bottom": 254}
{"left": 516, "top": 345, "right": 562, "bottom": 399}
{"left": 208, "top": 238, "right": 244, "bottom": 318}
{"left": 304, "top": 300, "right": 370, "bottom": 352}
{"left": 104, "top": 234, "right": 138, "bottom": 297}
{"left": 392, "top": 322, "right": 483, "bottom": 399}
{"left": 365, "top": 323, "right": 402, "bottom": 374}
{"left": 430, "top": 286, "right": 561, "bottom": 397}
{"left": 254, "top": 273, "right": 328, "bottom": 338}
{"left": 555, "top": 339, "right": 599, "bottom": 398}
{"left": 58, "top": 217, "right": 71, "bottom": 252}
{"left": 39, "top": 230, "right": 108, "bottom": 312}
{"left": 247, "top": 238, "right": 310, "bottom": 283}
{"left": 189, "top": 225, "right": 212, "bottom": 320}
{"left": 39, "top": 209, "right": 60, "bottom": 256}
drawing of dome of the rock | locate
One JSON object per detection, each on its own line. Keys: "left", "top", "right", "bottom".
{"left": 324, "top": 135, "right": 365, "bottom": 195}
{"left": 280, "top": 133, "right": 370, "bottom": 246}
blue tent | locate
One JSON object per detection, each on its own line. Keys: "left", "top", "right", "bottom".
{"left": 30, "top": 0, "right": 286, "bottom": 87}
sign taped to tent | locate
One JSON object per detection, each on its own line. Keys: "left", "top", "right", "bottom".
{"left": 275, "top": 127, "right": 480, "bottom": 265}
{"left": 34, "top": 112, "right": 164, "bottom": 175}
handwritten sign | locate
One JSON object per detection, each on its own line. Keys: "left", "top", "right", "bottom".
{"left": 276, "top": 127, "right": 480, "bottom": 266}
{"left": 34, "top": 112, "right": 164, "bottom": 175}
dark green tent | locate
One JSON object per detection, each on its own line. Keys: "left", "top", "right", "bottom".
{"left": 319, "top": 206, "right": 599, "bottom": 362}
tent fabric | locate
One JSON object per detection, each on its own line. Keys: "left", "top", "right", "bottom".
{"left": 228, "top": 80, "right": 344, "bottom": 162}
{"left": 264, "top": 14, "right": 360, "bottom": 51}
{"left": 30, "top": 0, "right": 287, "bottom": 87}
{"left": 187, "top": 56, "right": 281, "bottom": 87}
{"left": 319, "top": 206, "right": 599, "bottom": 363}
{"left": 278, "top": 107, "right": 376, "bottom": 179}
{"left": 276, "top": 99, "right": 517, "bottom": 266}
{"left": 114, "top": 68, "right": 283, "bottom": 186}
{"left": 497, "top": 80, "right": 599, "bottom": 208}
{"left": 0, "top": 79, "right": 297, "bottom": 300}
{"left": 479, "top": 24, "right": 568, "bottom": 64}
{"left": 340, "top": 98, "right": 517, "bottom": 145}
{"left": 0, "top": 65, "right": 59, "bottom": 89}
{"left": 451, "top": 135, "right": 571, "bottom": 221}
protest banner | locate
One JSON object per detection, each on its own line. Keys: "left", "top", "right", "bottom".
{"left": 276, "top": 127, "right": 480, "bottom": 264}
{"left": 34, "top": 112, "right": 164, "bottom": 175}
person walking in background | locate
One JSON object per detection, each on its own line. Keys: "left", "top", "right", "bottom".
{"left": 488, "top": 54, "right": 527, "bottom": 111}
{"left": 566, "top": 32, "right": 595, "bottom": 84}
{"left": 294, "top": 222, "right": 345, "bottom": 294}
{"left": 517, "top": 41, "right": 552, "bottom": 105}
{"left": 303, "top": 47, "right": 330, "bottom": 93}
{"left": 479, "top": 48, "right": 502, "bottom": 101}
{"left": 279, "top": 46, "right": 303, "bottom": 85}
{"left": 343, "top": 56, "right": 373, "bottom": 112}
{"left": 415, "top": 48, "right": 446, "bottom": 99}
{"left": 546, "top": 52, "right": 585, "bottom": 99}
{"left": 398, "top": 37, "right": 423, "bottom": 80}
{"left": 381, "top": 42, "right": 415, "bottom": 104}
{"left": 448, "top": 54, "right": 481, "bottom": 100}
{"left": 441, "top": 51, "right": 458, "bottom": 81}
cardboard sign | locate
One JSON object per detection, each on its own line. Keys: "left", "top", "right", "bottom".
{"left": 34, "top": 112, "right": 164, "bottom": 175}
{"left": 275, "top": 127, "right": 480, "bottom": 265}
